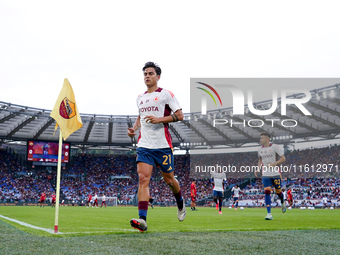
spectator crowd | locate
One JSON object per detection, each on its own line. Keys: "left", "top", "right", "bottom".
{"left": 0, "top": 145, "right": 339, "bottom": 207}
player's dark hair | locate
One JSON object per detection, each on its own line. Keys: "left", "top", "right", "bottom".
{"left": 260, "top": 132, "right": 271, "bottom": 138}
{"left": 143, "top": 62, "right": 162, "bottom": 75}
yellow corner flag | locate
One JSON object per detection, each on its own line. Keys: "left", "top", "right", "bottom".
{"left": 50, "top": 78, "right": 83, "bottom": 140}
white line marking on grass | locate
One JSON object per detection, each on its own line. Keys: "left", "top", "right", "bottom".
{"left": 0, "top": 214, "right": 61, "bottom": 234}
{"left": 0, "top": 216, "right": 136, "bottom": 235}
{"left": 63, "top": 228, "right": 137, "bottom": 234}
{"left": 63, "top": 230, "right": 136, "bottom": 234}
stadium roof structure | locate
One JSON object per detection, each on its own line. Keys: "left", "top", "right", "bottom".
{"left": 1, "top": 83, "right": 340, "bottom": 151}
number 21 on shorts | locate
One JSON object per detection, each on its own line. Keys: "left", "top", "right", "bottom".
{"left": 163, "top": 154, "right": 171, "bottom": 165}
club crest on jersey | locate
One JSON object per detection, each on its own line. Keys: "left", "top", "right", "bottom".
{"left": 154, "top": 97, "right": 160, "bottom": 103}
{"left": 59, "top": 97, "right": 76, "bottom": 119}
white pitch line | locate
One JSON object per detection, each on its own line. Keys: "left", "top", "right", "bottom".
{"left": 0, "top": 214, "right": 61, "bottom": 234}
{"left": 63, "top": 229, "right": 137, "bottom": 234}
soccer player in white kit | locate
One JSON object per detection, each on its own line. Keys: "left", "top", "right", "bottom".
{"left": 322, "top": 195, "right": 328, "bottom": 208}
{"left": 231, "top": 185, "right": 241, "bottom": 211}
{"left": 127, "top": 62, "right": 186, "bottom": 232}
{"left": 255, "top": 133, "right": 286, "bottom": 220}
{"left": 211, "top": 171, "right": 226, "bottom": 214}
{"left": 101, "top": 194, "right": 106, "bottom": 208}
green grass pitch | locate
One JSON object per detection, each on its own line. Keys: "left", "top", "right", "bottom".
{"left": 0, "top": 206, "right": 340, "bottom": 254}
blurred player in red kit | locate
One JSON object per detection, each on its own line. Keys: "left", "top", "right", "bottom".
{"left": 87, "top": 193, "right": 92, "bottom": 208}
{"left": 191, "top": 180, "right": 197, "bottom": 211}
{"left": 40, "top": 192, "right": 46, "bottom": 208}
{"left": 51, "top": 193, "right": 56, "bottom": 208}
{"left": 287, "top": 187, "right": 293, "bottom": 207}
{"left": 93, "top": 193, "right": 98, "bottom": 208}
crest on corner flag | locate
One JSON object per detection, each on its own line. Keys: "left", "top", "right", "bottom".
{"left": 50, "top": 78, "right": 83, "bottom": 140}
{"left": 59, "top": 98, "right": 76, "bottom": 119}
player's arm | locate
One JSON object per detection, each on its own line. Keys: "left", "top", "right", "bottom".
{"left": 127, "top": 115, "right": 141, "bottom": 137}
{"left": 268, "top": 155, "right": 286, "bottom": 167}
{"left": 144, "top": 109, "right": 184, "bottom": 124}
{"left": 192, "top": 186, "right": 197, "bottom": 197}
{"left": 255, "top": 158, "right": 262, "bottom": 177}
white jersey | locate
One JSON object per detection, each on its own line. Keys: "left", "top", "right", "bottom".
{"left": 323, "top": 197, "right": 328, "bottom": 204}
{"left": 93, "top": 194, "right": 98, "bottom": 200}
{"left": 231, "top": 187, "right": 241, "bottom": 197}
{"left": 211, "top": 172, "right": 226, "bottom": 192}
{"left": 102, "top": 195, "right": 106, "bottom": 202}
{"left": 258, "top": 143, "right": 284, "bottom": 177}
{"left": 283, "top": 191, "right": 287, "bottom": 200}
{"left": 136, "top": 88, "right": 181, "bottom": 149}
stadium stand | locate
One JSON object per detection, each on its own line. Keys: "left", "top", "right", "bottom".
{"left": 1, "top": 147, "right": 339, "bottom": 207}
{"left": 1, "top": 84, "right": 340, "bottom": 207}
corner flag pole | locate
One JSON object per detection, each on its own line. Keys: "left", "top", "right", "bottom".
{"left": 50, "top": 78, "right": 83, "bottom": 234}
{"left": 54, "top": 129, "right": 63, "bottom": 234}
